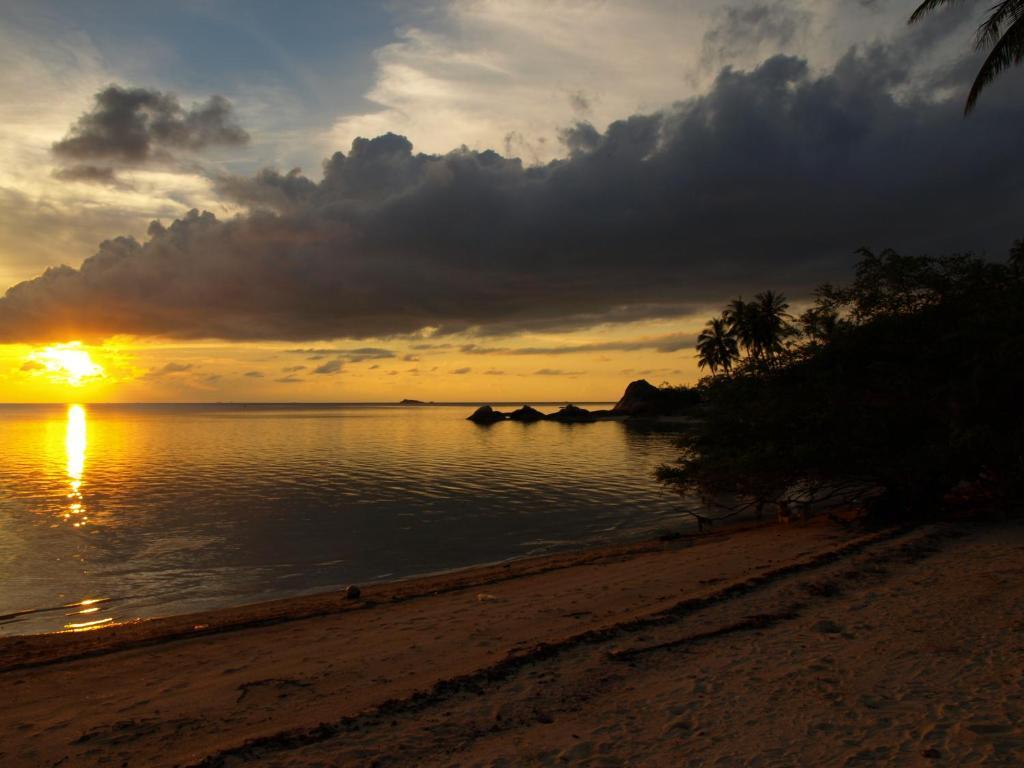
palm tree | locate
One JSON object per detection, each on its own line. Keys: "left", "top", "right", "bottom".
{"left": 696, "top": 315, "right": 739, "bottom": 375}
{"left": 750, "top": 290, "right": 792, "bottom": 365}
{"left": 910, "top": 0, "right": 1024, "bottom": 113}
{"left": 724, "top": 297, "right": 757, "bottom": 361}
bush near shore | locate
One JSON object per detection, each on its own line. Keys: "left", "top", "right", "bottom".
{"left": 659, "top": 242, "right": 1024, "bottom": 522}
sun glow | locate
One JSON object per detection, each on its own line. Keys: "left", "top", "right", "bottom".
{"left": 28, "top": 343, "right": 104, "bottom": 386}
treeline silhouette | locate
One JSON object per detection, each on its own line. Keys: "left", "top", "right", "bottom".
{"left": 658, "top": 243, "right": 1024, "bottom": 522}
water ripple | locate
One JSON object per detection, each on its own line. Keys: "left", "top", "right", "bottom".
{"left": 0, "top": 404, "right": 690, "bottom": 634}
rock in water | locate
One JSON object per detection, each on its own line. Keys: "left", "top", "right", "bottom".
{"left": 467, "top": 405, "right": 507, "bottom": 423}
{"left": 546, "top": 404, "right": 595, "bottom": 423}
{"left": 345, "top": 585, "right": 361, "bottom": 600}
{"left": 611, "top": 379, "right": 662, "bottom": 416}
{"left": 508, "top": 405, "right": 545, "bottom": 422}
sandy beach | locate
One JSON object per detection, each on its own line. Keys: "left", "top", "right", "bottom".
{"left": 2, "top": 516, "right": 1022, "bottom": 767}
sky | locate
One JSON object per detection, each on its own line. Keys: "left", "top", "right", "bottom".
{"left": 0, "top": 0, "right": 1022, "bottom": 403}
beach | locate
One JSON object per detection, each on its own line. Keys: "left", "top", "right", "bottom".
{"left": 2, "top": 516, "right": 1022, "bottom": 767}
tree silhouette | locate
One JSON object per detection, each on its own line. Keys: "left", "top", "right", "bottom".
{"left": 751, "top": 290, "right": 793, "bottom": 366}
{"left": 724, "top": 297, "right": 758, "bottom": 362}
{"left": 910, "top": 0, "right": 1024, "bottom": 113}
{"left": 664, "top": 241, "right": 1024, "bottom": 524}
{"left": 696, "top": 315, "right": 739, "bottom": 375}
{"left": 721, "top": 292, "right": 792, "bottom": 369}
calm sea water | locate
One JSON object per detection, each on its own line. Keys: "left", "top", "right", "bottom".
{"left": 0, "top": 403, "right": 688, "bottom": 635}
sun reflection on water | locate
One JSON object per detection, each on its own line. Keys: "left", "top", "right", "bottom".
{"left": 62, "top": 617, "right": 114, "bottom": 632}
{"left": 65, "top": 404, "right": 87, "bottom": 526}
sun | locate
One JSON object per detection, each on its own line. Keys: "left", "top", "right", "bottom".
{"left": 27, "top": 342, "right": 105, "bottom": 386}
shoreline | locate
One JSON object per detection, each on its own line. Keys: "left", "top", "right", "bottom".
{"left": 0, "top": 517, "right": 766, "bottom": 673}
{"left": 5, "top": 515, "right": 1022, "bottom": 767}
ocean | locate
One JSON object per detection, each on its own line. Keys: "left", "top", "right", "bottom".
{"left": 0, "top": 403, "right": 689, "bottom": 634}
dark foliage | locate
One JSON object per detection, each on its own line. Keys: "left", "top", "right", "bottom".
{"left": 654, "top": 384, "right": 703, "bottom": 413}
{"left": 659, "top": 245, "right": 1024, "bottom": 521}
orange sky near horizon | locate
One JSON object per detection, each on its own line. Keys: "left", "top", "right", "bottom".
{"left": 0, "top": 315, "right": 708, "bottom": 403}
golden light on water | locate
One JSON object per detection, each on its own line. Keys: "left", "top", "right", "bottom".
{"left": 63, "top": 617, "right": 114, "bottom": 632}
{"left": 65, "top": 404, "right": 88, "bottom": 526}
{"left": 28, "top": 342, "right": 104, "bottom": 386}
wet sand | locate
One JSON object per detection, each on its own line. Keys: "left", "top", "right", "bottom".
{"left": 2, "top": 517, "right": 1022, "bottom": 767}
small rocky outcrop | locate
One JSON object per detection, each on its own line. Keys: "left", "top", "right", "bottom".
{"left": 508, "top": 405, "right": 545, "bottom": 422}
{"left": 546, "top": 404, "right": 595, "bottom": 423}
{"left": 611, "top": 379, "right": 663, "bottom": 416}
{"left": 467, "top": 405, "right": 507, "bottom": 424}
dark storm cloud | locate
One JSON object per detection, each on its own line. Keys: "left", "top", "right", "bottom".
{"left": 215, "top": 168, "right": 317, "bottom": 211}
{"left": 4, "top": 35, "right": 1024, "bottom": 344}
{"left": 701, "top": 1, "right": 811, "bottom": 66}
{"left": 52, "top": 86, "right": 248, "bottom": 170}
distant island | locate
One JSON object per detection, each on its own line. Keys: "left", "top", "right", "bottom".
{"left": 398, "top": 398, "right": 432, "bottom": 405}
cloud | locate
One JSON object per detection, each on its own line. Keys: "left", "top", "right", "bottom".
{"left": 52, "top": 164, "right": 130, "bottom": 188}
{"left": 326, "top": 2, "right": 709, "bottom": 164}
{"left": 0, "top": 187, "right": 166, "bottom": 290}
{"left": 701, "top": 2, "right": 812, "bottom": 71}
{"left": 451, "top": 367, "right": 471, "bottom": 374}
{"left": 243, "top": 370, "right": 264, "bottom": 378}
{"left": 534, "top": 368, "right": 585, "bottom": 376}
{"left": 3, "top": 35, "right": 1024, "bottom": 345}
{"left": 52, "top": 86, "right": 249, "bottom": 166}
{"left": 458, "top": 333, "right": 696, "bottom": 356}
{"left": 483, "top": 369, "right": 505, "bottom": 375}
{"left": 214, "top": 167, "right": 317, "bottom": 211}
{"left": 282, "top": 364, "right": 306, "bottom": 373}
{"left": 19, "top": 360, "right": 44, "bottom": 371}
{"left": 274, "top": 375, "right": 304, "bottom": 383}
{"left": 287, "top": 347, "right": 395, "bottom": 362}
{"left": 140, "top": 361, "right": 193, "bottom": 379}
{"left": 313, "top": 358, "right": 343, "bottom": 374}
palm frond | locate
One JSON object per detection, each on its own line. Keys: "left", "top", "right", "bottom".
{"left": 908, "top": 0, "right": 966, "bottom": 25}
{"left": 975, "top": 1, "right": 1024, "bottom": 50}
{"left": 966, "top": 15, "right": 1024, "bottom": 112}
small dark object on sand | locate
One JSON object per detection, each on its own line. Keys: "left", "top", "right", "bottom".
{"left": 345, "top": 585, "right": 361, "bottom": 600}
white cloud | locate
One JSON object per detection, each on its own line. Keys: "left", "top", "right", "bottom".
{"left": 0, "top": 13, "right": 247, "bottom": 287}
{"left": 327, "top": 1, "right": 711, "bottom": 162}
{"left": 325, "top": 0, "right": 959, "bottom": 163}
